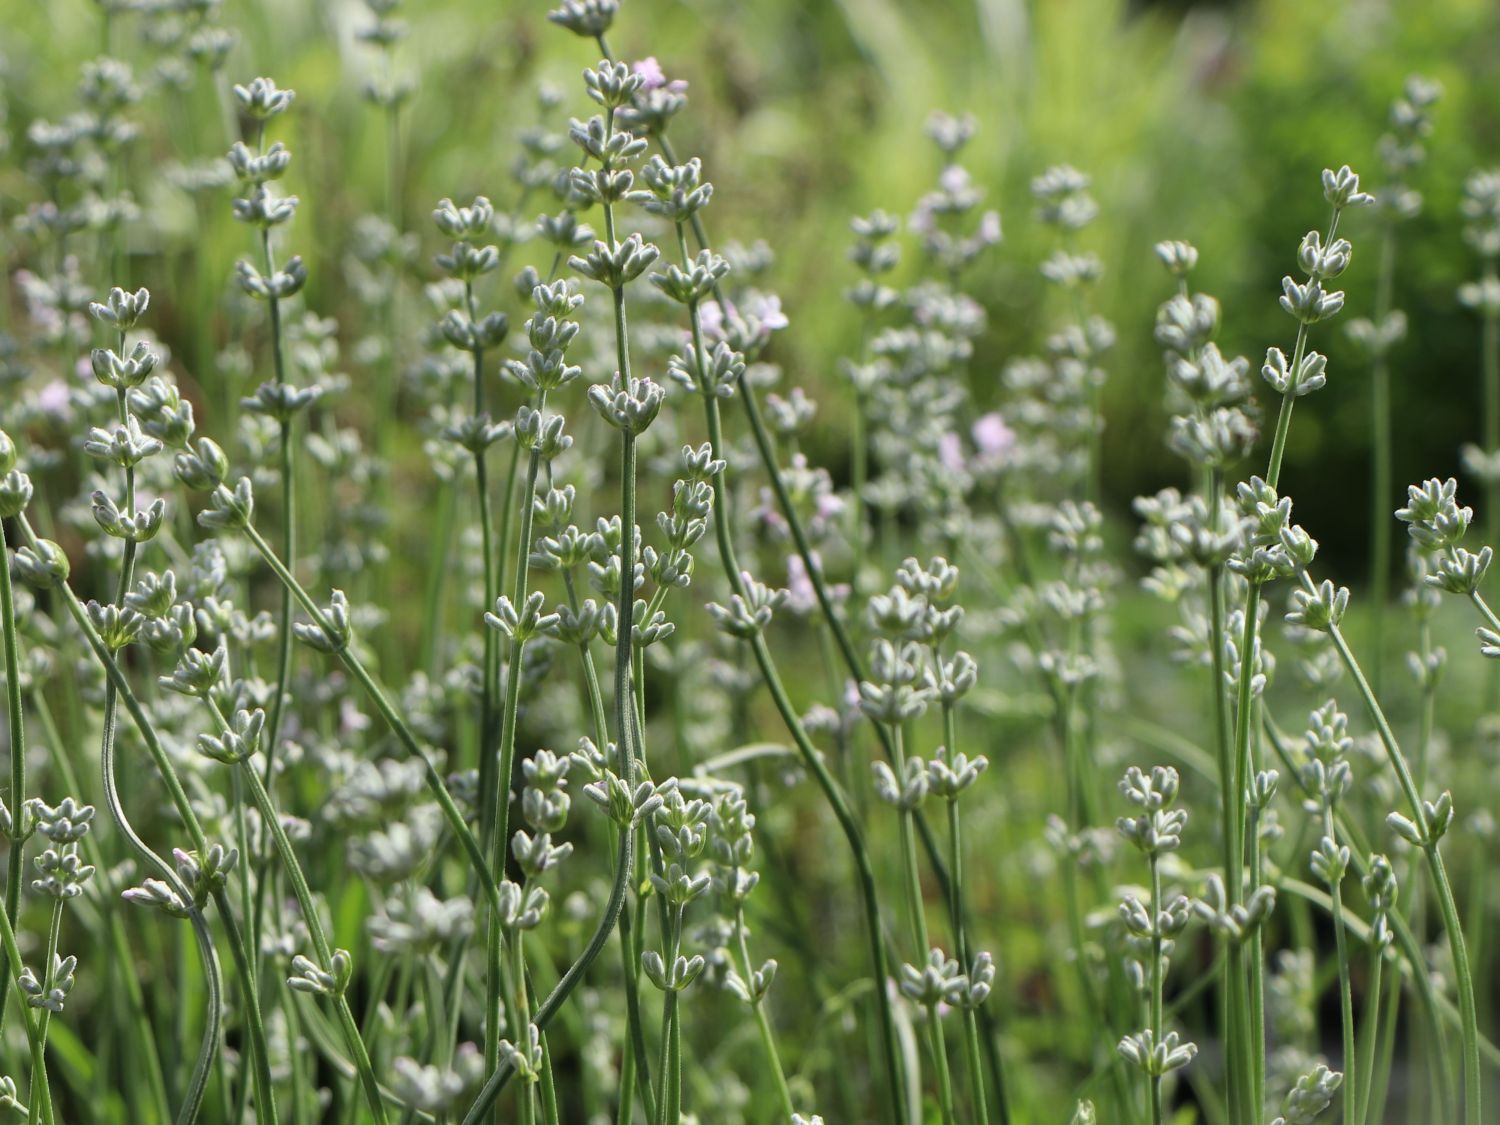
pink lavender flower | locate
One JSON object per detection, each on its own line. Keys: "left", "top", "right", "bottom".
{"left": 37, "top": 380, "right": 72, "bottom": 418}
{"left": 972, "top": 412, "right": 1016, "bottom": 459}
{"left": 939, "top": 431, "right": 965, "bottom": 472}
{"left": 633, "top": 57, "right": 666, "bottom": 91}
{"left": 632, "top": 57, "right": 687, "bottom": 95}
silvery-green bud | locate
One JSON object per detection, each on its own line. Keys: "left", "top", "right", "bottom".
{"left": 547, "top": 0, "right": 617, "bottom": 37}
{"left": 175, "top": 437, "right": 231, "bottom": 491}
{"left": 0, "top": 470, "right": 32, "bottom": 518}
{"left": 1321, "top": 165, "right": 1374, "bottom": 209}
{"left": 292, "top": 589, "right": 352, "bottom": 652}
{"left": 199, "top": 478, "right": 254, "bottom": 531}
{"left": 707, "top": 575, "right": 787, "bottom": 639}
{"left": 1428, "top": 545, "right": 1491, "bottom": 595}
{"left": 88, "top": 286, "right": 150, "bottom": 330}
{"left": 1286, "top": 580, "right": 1349, "bottom": 631}
{"left": 90, "top": 341, "right": 159, "bottom": 389}
{"left": 1117, "top": 1029, "right": 1197, "bottom": 1077}
{"left": 1260, "top": 346, "right": 1328, "bottom": 397}
{"left": 587, "top": 371, "right": 664, "bottom": 434}
{"left": 242, "top": 380, "right": 323, "bottom": 421}
{"left": 13, "top": 539, "right": 69, "bottom": 589}
{"left": 571, "top": 233, "right": 660, "bottom": 291}
{"left": 236, "top": 255, "right": 308, "bottom": 299}
{"left": 1396, "top": 477, "right": 1472, "bottom": 550}
{"left": 0, "top": 430, "right": 15, "bottom": 474}
{"left": 641, "top": 949, "right": 707, "bottom": 992}
{"left": 86, "top": 602, "right": 145, "bottom": 652}
{"left": 582, "top": 59, "right": 642, "bottom": 109}
{"left": 233, "top": 76, "right": 295, "bottom": 119}
{"left": 160, "top": 642, "right": 227, "bottom": 698}
{"left": 19, "top": 955, "right": 77, "bottom": 1012}
{"left": 1154, "top": 239, "right": 1198, "bottom": 277}
{"left": 121, "top": 878, "right": 190, "bottom": 917}
{"left": 511, "top": 830, "right": 572, "bottom": 879}
{"left": 1279, "top": 277, "right": 1345, "bottom": 324}
{"left": 227, "top": 140, "right": 291, "bottom": 183}
{"left": 196, "top": 707, "right": 265, "bottom": 764}
{"left": 1276, "top": 1064, "right": 1343, "bottom": 1124}
{"left": 287, "top": 949, "right": 353, "bottom": 996}
{"left": 1296, "top": 230, "right": 1353, "bottom": 280}
{"left": 898, "top": 947, "right": 966, "bottom": 1007}
{"left": 432, "top": 195, "right": 493, "bottom": 239}
{"left": 871, "top": 758, "right": 928, "bottom": 811}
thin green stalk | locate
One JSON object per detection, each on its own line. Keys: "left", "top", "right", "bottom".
{"left": 1356, "top": 928, "right": 1387, "bottom": 1125}
{"left": 0, "top": 873, "right": 54, "bottom": 1125}
{"left": 747, "top": 635, "right": 905, "bottom": 1125}
{"left": 210, "top": 885, "right": 279, "bottom": 1125}
{"left": 1482, "top": 260, "right": 1500, "bottom": 551}
{"left": 0, "top": 505, "right": 27, "bottom": 1034}
{"left": 217, "top": 708, "right": 387, "bottom": 1125}
{"left": 942, "top": 790, "right": 988, "bottom": 1123}
{"left": 1323, "top": 806, "right": 1358, "bottom": 1125}
{"left": 679, "top": 240, "right": 907, "bottom": 1118}
{"left": 29, "top": 690, "right": 173, "bottom": 1124}
{"left": 459, "top": 413, "right": 642, "bottom": 1125}
{"left": 28, "top": 898, "right": 63, "bottom": 1125}
{"left": 731, "top": 900, "right": 794, "bottom": 1119}
{"left": 1148, "top": 852, "right": 1164, "bottom": 1125}
{"left": 1320, "top": 589, "right": 1479, "bottom": 1125}
{"left": 1368, "top": 224, "right": 1397, "bottom": 694}
{"left": 652, "top": 904, "right": 684, "bottom": 1125}
{"left": 925, "top": 1000, "right": 957, "bottom": 1125}
{"left": 236, "top": 520, "right": 499, "bottom": 910}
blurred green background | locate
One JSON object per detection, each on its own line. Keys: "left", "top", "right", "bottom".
{"left": 4, "top": 0, "right": 1500, "bottom": 575}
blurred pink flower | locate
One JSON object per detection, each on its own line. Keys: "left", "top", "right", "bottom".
{"left": 972, "top": 412, "right": 1016, "bottom": 459}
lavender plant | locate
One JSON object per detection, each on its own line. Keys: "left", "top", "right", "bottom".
{"left": 2, "top": 5, "right": 1499, "bottom": 1124}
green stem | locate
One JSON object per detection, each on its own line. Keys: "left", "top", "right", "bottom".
{"left": 236, "top": 520, "right": 498, "bottom": 911}
{"left": 731, "top": 900, "right": 794, "bottom": 1119}
{"left": 1368, "top": 223, "right": 1397, "bottom": 695}
{"left": 217, "top": 707, "right": 387, "bottom": 1125}
{"left": 683, "top": 257, "right": 907, "bottom": 1120}
{"left": 1324, "top": 805, "right": 1358, "bottom": 1125}
{"left": 1148, "top": 852, "right": 1164, "bottom": 1125}
{"left": 0, "top": 873, "right": 53, "bottom": 1125}
{"left": 1320, "top": 585, "right": 1479, "bottom": 1125}
{"left": 747, "top": 635, "right": 906, "bottom": 1125}
{"left": 0, "top": 505, "right": 27, "bottom": 1035}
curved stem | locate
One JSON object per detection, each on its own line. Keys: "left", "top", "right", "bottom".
{"left": 1318, "top": 584, "right": 1479, "bottom": 1125}
{"left": 0, "top": 505, "right": 27, "bottom": 1034}
{"left": 216, "top": 706, "right": 387, "bottom": 1125}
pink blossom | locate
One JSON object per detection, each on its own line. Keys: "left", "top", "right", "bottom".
{"left": 37, "top": 380, "right": 71, "bottom": 418}
{"left": 938, "top": 431, "right": 964, "bottom": 472}
{"left": 633, "top": 57, "right": 666, "bottom": 91}
{"left": 785, "top": 555, "right": 817, "bottom": 614}
{"left": 972, "top": 412, "right": 1016, "bottom": 459}
{"left": 748, "top": 292, "right": 789, "bottom": 333}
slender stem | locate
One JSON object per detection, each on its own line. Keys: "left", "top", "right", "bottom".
{"left": 747, "top": 636, "right": 906, "bottom": 1125}
{"left": 236, "top": 520, "right": 499, "bottom": 910}
{"left": 211, "top": 885, "right": 280, "bottom": 1125}
{"left": 1319, "top": 588, "right": 1480, "bottom": 1125}
{"left": 731, "top": 900, "right": 794, "bottom": 1119}
{"left": 1482, "top": 260, "right": 1499, "bottom": 551}
{"left": 0, "top": 874, "right": 53, "bottom": 1125}
{"left": 218, "top": 707, "right": 387, "bottom": 1125}
{"left": 1148, "top": 851, "right": 1164, "bottom": 1125}
{"left": 1368, "top": 223, "right": 1397, "bottom": 695}
{"left": 0, "top": 504, "right": 27, "bottom": 1033}
{"left": 1356, "top": 926, "right": 1387, "bottom": 1125}
{"left": 681, "top": 238, "right": 908, "bottom": 1118}
{"left": 944, "top": 795, "right": 988, "bottom": 1122}
{"left": 1323, "top": 805, "right": 1358, "bottom": 1125}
